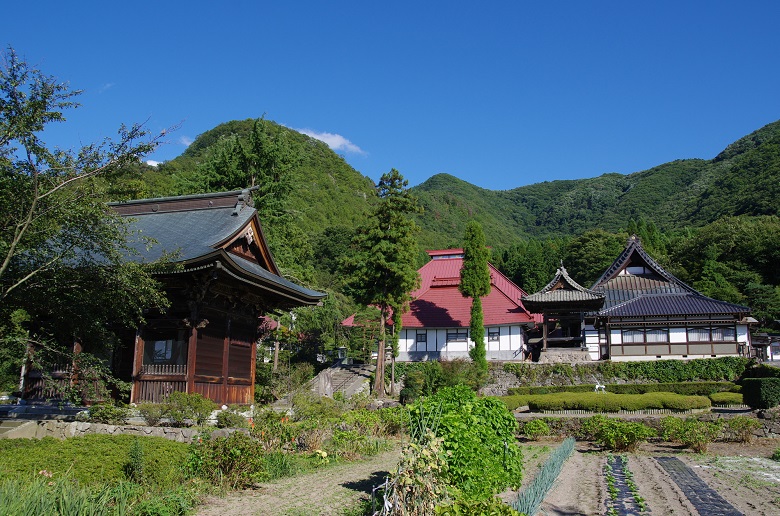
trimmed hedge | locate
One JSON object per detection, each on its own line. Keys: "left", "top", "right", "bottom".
{"left": 741, "top": 378, "right": 780, "bottom": 409}
{"left": 504, "top": 357, "right": 751, "bottom": 385}
{"left": 507, "top": 381, "right": 735, "bottom": 397}
{"left": 526, "top": 392, "right": 711, "bottom": 412}
{"left": 709, "top": 392, "right": 744, "bottom": 406}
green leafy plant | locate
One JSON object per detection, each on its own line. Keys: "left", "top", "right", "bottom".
{"left": 87, "top": 403, "right": 130, "bottom": 425}
{"left": 187, "top": 431, "right": 266, "bottom": 488}
{"left": 586, "top": 417, "right": 655, "bottom": 452}
{"left": 164, "top": 391, "right": 216, "bottom": 427}
{"left": 137, "top": 402, "right": 166, "bottom": 426}
{"left": 725, "top": 416, "right": 762, "bottom": 443}
{"left": 661, "top": 417, "right": 723, "bottom": 453}
{"left": 409, "top": 385, "right": 523, "bottom": 501}
{"left": 125, "top": 438, "right": 144, "bottom": 483}
{"left": 522, "top": 419, "right": 551, "bottom": 440}
{"left": 216, "top": 408, "right": 249, "bottom": 429}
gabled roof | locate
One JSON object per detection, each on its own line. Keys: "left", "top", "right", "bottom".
{"left": 402, "top": 249, "right": 538, "bottom": 328}
{"left": 522, "top": 264, "right": 605, "bottom": 312}
{"left": 591, "top": 235, "right": 749, "bottom": 317}
{"left": 110, "top": 189, "right": 325, "bottom": 306}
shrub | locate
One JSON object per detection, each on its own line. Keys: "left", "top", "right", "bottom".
{"left": 741, "top": 378, "right": 780, "bottom": 409}
{"left": 291, "top": 392, "right": 343, "bottom": 421}
{"left": 523, "top": 419, "right": 551, "bottom": 440}
{"left": 187, "top": 431, "right": 265, "bottom": 488}
{"left": 772, "top": 448, "right": 780, "bottom": 462}
{"left": 410, "top": 385, "right": 523, "bottom": 501}
{"left": 165, "top": 392, "right": 217, "bottom": 427}
{"left": 709, "top": 392, "right": 744, "bottom": 406}
{"left": 724, "top": 416, "right": 762, "bottom": 443}
{"left": 662, "top": 417, "right": 723, "bottom": 453}
{"left": 526, "top": 392, "right": 710, "bottom": 412}
{"left": 87, "top": 403, "right": 129, "bottom": 425}
{"left": 137, "top": 402, "right": 166, "bottom": 426}
{"left": 216, "top": 409, "right": 249, "bottom": 429}
{"left": 580, "top": 416, "right": 654, "bottom": 451}
{"left": 659, "top": 416, "right": 685, "bottom": 443}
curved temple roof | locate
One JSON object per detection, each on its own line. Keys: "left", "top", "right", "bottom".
{"left": 110, "top": 189, "right": 325, "bottom": 307}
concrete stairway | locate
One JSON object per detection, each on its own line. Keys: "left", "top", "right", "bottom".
{"left": 310, "top": 361, "right": 374, "bottom": 399}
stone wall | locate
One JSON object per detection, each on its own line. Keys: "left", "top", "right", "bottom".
{"left": 5, "top": 420, "right": 248, "bottom": 443}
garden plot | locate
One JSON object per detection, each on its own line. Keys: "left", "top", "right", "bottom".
{"left": 535, "top": 439, "right": 780, "bottom": 516}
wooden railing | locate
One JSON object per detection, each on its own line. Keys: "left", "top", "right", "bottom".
{"left": 140, "top": 364, "right": 187, "bottom": 375}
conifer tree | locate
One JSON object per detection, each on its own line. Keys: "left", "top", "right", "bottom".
{"left": 343, "top": 169, "right": 421, "bottom": 396}
{"left": 459, "top": 221, "right": 491, "bottom": 371}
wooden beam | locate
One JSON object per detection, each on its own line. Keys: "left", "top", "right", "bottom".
{"left": 221, "top": 318, "right": 231, "bottom": 405}
{"left": 186, "top": 326, "right": 198, "bottom": 393}
{"left": 130, "top": 327, "right": 144, "bottom": 403}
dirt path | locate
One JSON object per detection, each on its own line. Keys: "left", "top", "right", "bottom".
{"left": 194, "top": 447, "right": 401, "bottom": 516}
{"left": 539, "top": 445, "right": 605, "bottom": 516}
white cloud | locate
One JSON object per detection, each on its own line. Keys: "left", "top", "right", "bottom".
{"left": 98, "top": 83, "right": 115, "bottom": 93}
{"left": 297, "top": 128, "right": 365, "bottom": 155}
{"left": 179, "top": 136, "right": 194, "bottom": 147}
{"left": 146, "top": 160, "right": 161, "bottom": 167}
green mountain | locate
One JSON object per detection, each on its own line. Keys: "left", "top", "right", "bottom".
{"left": 411, "top": 120, "right": 780, "bottom": 249}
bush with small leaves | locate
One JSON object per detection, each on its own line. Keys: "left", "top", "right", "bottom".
{"left": 165, "top": 392, "right": 217, "bottom": 427}
{"left": 523, "top": 419, "right": 551, "bottom": 440}
{"left": 137, "top": 402, "right": 166, "bottom": 427}
{"left": 216, "top": 409, "right": 249, "bottom": 429}
{"left": 87, "top": 403, "right": 129, "bottom": 425}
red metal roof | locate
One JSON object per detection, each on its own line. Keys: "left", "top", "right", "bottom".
{"left": 403, "top": 249, "right": 538, "bottom": 328}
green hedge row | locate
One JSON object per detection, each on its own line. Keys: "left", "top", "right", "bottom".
{"left": 524, "top": 392, "right": 711, "bottom": 412}
{"left": 508, "top": 381, "right": 736, "bottom": 397}
{"left": 503, "top": 357, "right": 752, "bottom": 385}
{"left": 741, "top": 378, "right": 780, "bottom": 409}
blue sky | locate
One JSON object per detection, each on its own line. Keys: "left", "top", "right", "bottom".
{"left": 4, "top": 1, "right": 779, "bottom": 190}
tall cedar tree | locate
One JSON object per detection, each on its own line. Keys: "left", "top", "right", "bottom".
{"left": 459, "top": 221, "right": 491, "bottom": 371}
{"left": 343, "top": 169, "right": 420, "bottom": 396}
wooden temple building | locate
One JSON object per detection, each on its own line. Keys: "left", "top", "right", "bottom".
{"left": 524, "top": 236, "right": 753, "bottom": 361}
{"left": 521, "top": 264, "right": 605, "bottom": 358}
{"left": 109, "top": 189, "right": 325, "bottom": 404}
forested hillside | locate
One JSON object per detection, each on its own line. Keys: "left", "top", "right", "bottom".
{"left": 112, "top": 118, "right": 780, "bottom": 337}
{"left": 412, "top": 120, "right": 780, "bottom": 248}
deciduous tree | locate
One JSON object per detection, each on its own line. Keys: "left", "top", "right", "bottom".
{"left": 0, "top": 48, "right": 167, "bottom": 394}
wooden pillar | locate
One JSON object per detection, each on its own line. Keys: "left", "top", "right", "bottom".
{"left": 186, "top": 325, "right": 198, "bottom": 394}
{"left": 130, "top": 327, "right": 144, "bottom": 403}
{"left": 542, "top": 315, "right": 548, "bottom": 351}
{"left": 221, "top": 318, "right": 231, "bottom": 405}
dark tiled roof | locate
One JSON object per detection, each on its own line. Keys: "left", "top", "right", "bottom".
{"left": 115, "top": 191, "right": 325, "bottom": 303}
{"left": 591, "top": 235, "right": 697, "bottom": 294}
{"left": 524, "top": 265, "right": 605, "bottom": 304}
{"left": 600, "top": 293, "right": 750, "bottom": 317}
{"left": 227, "top": 254, "right": 324, "bottom": 299}
{"left": 121, "top": 206, "right": 253, "bottom": 262}
{"left": 591, "top": 236, "right": 749, "bottom": 318}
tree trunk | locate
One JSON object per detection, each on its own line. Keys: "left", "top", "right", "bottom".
{"left": 273, "top": 340, "right": 280, "bottom": 372}
{"left": 390, "top": 354, "right": 396, "bottom": 396}
{"left": 373, "top": 311, "right": 386, "bottom": 397}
